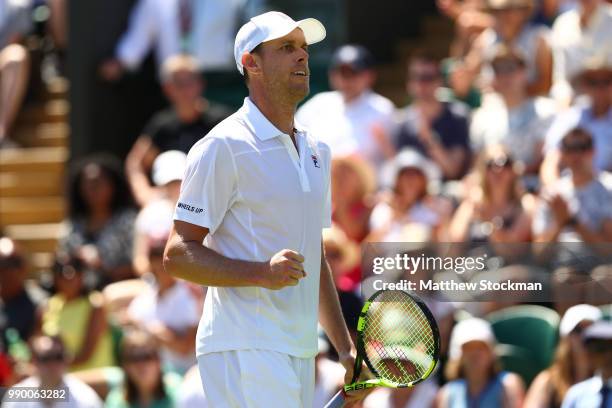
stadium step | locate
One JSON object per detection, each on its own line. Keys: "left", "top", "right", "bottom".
{"left": 0, "top": 146, "right": 68, "bottom": 173}
{"left": 15, "top": 99, "right": 69, "bottom": 125}
{"left": 13, "top": 123, "right": 69, "bottom": 147}
{"left": 0, "top": 171, "right": 64, "bottom": 197}
{"left": 3, "top": 223, "right": 64, "bottom": 254}
{"left": 0, "top": 196, "right": 65, "bottom": 226}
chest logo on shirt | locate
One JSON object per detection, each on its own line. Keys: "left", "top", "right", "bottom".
{"left": 311, "top": 154, "right": 320, "bottom": 168}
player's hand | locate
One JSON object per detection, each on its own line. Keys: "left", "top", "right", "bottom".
{"left": 339, "top": 349, "right": 373, "bottom": 407}
{"left": 260, "top": 249, "right": 306, "bottom": 290}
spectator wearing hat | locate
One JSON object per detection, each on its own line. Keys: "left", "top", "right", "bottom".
{"left": 392, "top": 50, "right": 471, "bottom": 181}
{"left": 561, "top": 321, "right": 612, "bottom": 407}
{"left": 39, "top": 253, "right": 115, "bottom": 372}
{"left": 542, "top": 58, "right": 612, "bottom": 185}
{"left": 551, "top": 0, "right": 612, "bottom": 105}
{"left": 525, "top": 304, "right": 601, "bottom": 408}
{"left": 132, "top": 150, "right": 186, "bottom": 276}
{"left": 449, "top": 145, "right": 534, "bottom": 244}
{"left": 369, "top": 149, "right": 452, "bottom": 243}
{"left": 126, "top": 55, "right": 231, "bottom": 208}
{"left": 296, "top": 44, "right": 396, "bottom": 170}
{"left": 127, "top": 236, "right": 200, "bottom": 375}
{"left": 2, "top": 335, "right": 103, "bottom": 408}
{"left": 460, "top": 0, "right": 553, "bottom": 96}
{"left": 470, "top": 45, "right": 556, "bottom": 179}
{"left": 436, "top": 318, "right": 525, "bottom": 408}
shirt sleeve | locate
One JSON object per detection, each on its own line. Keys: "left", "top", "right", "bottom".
{"left": 174, "top": 137, "right": 237, "bottom": 234}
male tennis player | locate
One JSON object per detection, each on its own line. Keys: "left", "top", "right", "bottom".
{"left": 164, "top": 11, "right": 367, "bottom": 407}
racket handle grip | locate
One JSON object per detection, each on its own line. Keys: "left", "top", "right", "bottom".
{"left": 323, "top": 390, "right": 345, "bottom": 408}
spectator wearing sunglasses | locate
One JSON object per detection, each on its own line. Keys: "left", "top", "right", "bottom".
{"left": 296, "top": 44, "right": 396, "bottom": 170}
{"left": 470, "top": 45, "right": 556, "bottom": 180}
{"left": 525, "top": 304, "right": 601, "bottom": 408}
{"left": 542, "top": 58, "right": 612, "bottom": 186}
{"left": 105, "top": 329, "right": 181, "bottom": 408}
{"left": 39, "top": 253, "right": 115, "bottom": 372}
{"left": 2, "top": 335, "right": 102, "bottom": 408}
{"left": 391, "top": 50, "right": 471, "bottom": 181}
{"left": 449, "top": 145, "right": 533, "bottom": 244}
{"left": 561, "top": 321, "right": 612, "bottom": 408}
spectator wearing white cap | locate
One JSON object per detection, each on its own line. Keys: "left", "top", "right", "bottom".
{"left": 525, "top": 305, "right": 601, "bottom": 408}
{"left": 296, "top": 44, "right": 396, "bottom": 171}
{"left": 132, "top": 150, "right": 187, "bottom": 277}
{"left": 164, "top": 11, "right": 366, "bottom": 407}
{"left": 368, "top": 149, "right": 452, "bottom": 243}
{"left": 436, "top": 318, "right": 525, "bottom": 408}
{"left": 561, "top": 321, "right": 612, "bottom": 408}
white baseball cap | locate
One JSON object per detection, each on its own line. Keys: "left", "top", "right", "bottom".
{"left": 559, "top": 304, "right": 602, "bottom": 337}
{"left": 234, "top": 11, "right": 326, "bottom": 75}
{"left": 449, "top": 318, "right": 497, "bottom": 360}
{"left": 152, "top": 150, "right": 187, "bottom": 186}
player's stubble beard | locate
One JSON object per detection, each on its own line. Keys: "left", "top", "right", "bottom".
{"left": 262, "top": 65, "right": 310, "bottom": 110}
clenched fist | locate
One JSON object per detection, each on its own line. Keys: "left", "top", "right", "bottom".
{"left": 259, "top": 249, "right": 306, "bottom": 290}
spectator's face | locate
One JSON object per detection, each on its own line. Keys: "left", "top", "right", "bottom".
{"left": 164, "top": 69, "right": 203, "bottom": 107}
{"left": 250, "top": 28, "right": 310, "bottom": 103}
{"left": 485, "top": 154, "right": 515, "bottom": 188}
{"left": 79, "top": 164, "right": 114, "bottom": 211}
{"left": 560, "top": 134, "right": 594, "bottom": 171}
{"left": 585, "top": 340, "right": 612, "bottom": 371}
{"left": 580, "top": 71, "right": 612, "bottom": 107}
{"left": 323, "top": 242, "right": 345, "bottom": 280}
{"left": 149, "top": 252, "right": 175, "bottom": 287}
{"left": 492, "top": 7, "right": 530, "bottom": 33}
{"left": 33, "top": 341, "right": 67, "bottom": 384}
{"left": 492, "top": 59, "right": 527, "bottom": 95}
{"left": 331, "top": 161, "right": 363, "bottom": 205}
{"left": 329, "top": 65, "right": 374, "bottom": 101}
{"left": 395, "top": 168, "right": 427, "bottom": 205}
{"left": 407, "top": 61, "right": 441, "bottom": 101}
{"left": 461, "top": 341, "right": 495, "bottom": 375}
{"left": 0, "top": 239, "right": 26, "bottom": 298}
{"left": 54, "top": 266, "right": 84, "bottom": 298}
{"left": 122, "top": 348, "right": 161, "bottom": 390}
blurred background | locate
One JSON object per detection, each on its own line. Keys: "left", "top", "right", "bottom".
{"left": 0, "top": 0, "right": 611, "bottom": 406}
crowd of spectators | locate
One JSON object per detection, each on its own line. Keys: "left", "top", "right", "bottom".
{"left": 1, "top": 0, "right": 612, "bottom": 406}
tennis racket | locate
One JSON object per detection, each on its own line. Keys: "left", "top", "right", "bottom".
{"left": 324, "top": 289, "right": 440, "bottom": 408}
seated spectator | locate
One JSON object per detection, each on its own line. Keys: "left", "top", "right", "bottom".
{"left": 369, "top": 149, "right": 452, "bottom": 242}
{"left": 463, "top": 0, "right": 552, "bottom": 96}
{"left": 449, "top": 145, "right": 533, "bottom": 243}
{"left": 551, "top": 0, "right": 612, "bottom": 105}
{"left": 525, "top": 304, "right": 601, "bottom": 408}
{"left": 127, "top": 238, "right": 199, "bottom": 375}
{"left": 542, "top": 58, "right": 612, "bottom": 185}
{"left": 470, "top": 45, "right": 556, "bottom": 177}
{"left": 330, "top": 155, "right": 376, "bottom": 243}
{"left": 60, "top": 154, "right": 137, "bottom": 287}
{"left": 2, "top": 335, "right": 103, "bottom": 407}
{"left": 534, "top": 128, "right": 612, "bottom": 244}
{"left": 125, "top": 55, "right": 231, "bottom": 207}
{"left": 561, "top": 321, "right": 612, "bottom": 408}
{"left": 436, "top": 318, "right": 525, "bottom": 408}
{"left": 0, "top": 237, "right": 45, "bottom": 345}
{"left": 364, "top": 376, "right": 438, "bottom": 408}
{"left": 392, "top": 50, "right": 471, "bottom": 180}
{"left": 0, "top": 0, "right": 32, "bottom": 148}
{"left": 296, "top": 44, "right": 396, "bottom": 170}
{"left": 105, "top": 329, "right": 181, "bottom": 408}
{"left": 322, "top": 224, "right": 361, "bottom": 292}
{"left": 132, "top": 150, "right": 186, "bottom": 276}
{"left": 40, "top": 253, "right": 115, "bottom": 372}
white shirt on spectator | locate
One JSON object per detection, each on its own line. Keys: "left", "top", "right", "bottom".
{"left": 551, "top": 3, "right": 612, "bottom": 102}
{"left": 2, "top": 375, "right": 103, "bottom": 408}
{"left": 312, "top": 357, "right": 345, "bottom": 408}
{"left": 362, "top": 379, "right": 438, "bottom": 408}
{"left": 470, "top": 93, "right": 556, "bottom": 167}
{"left": 544, "top": 102, "right": 612, "bottom": 172}
{"left": 116, "top": 0, "right": 257, "bottom": 72}
{"left": 297, "top": 90, "right": 395, "bottom": 169}
{"left": 128, "top": 280, "right": 200, "bottom": 373}
{"left": 177, "top": 365, "right": 208, "bottom": 408}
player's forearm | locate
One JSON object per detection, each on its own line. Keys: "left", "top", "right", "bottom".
{"left": 164, "top": 238, "right": 266, "bottom": 287}
{"left": 318, "top": 252, "right": 353, "bottom": 356}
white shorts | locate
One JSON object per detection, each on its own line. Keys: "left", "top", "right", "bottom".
{"left": 197, "top": 350, "right": 315, "bottom": 408}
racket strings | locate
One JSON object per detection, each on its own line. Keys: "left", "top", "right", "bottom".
{"left": 362, "top": 291, "right": 437, "bottom": 385}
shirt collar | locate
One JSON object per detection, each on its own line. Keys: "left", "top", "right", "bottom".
{"left": 241, "top": 97, "right": 305, "bottom": 141}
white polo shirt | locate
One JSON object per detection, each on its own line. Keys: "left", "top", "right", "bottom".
{"left": 174, "top": 97, "right": 332, "bottom": 359}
